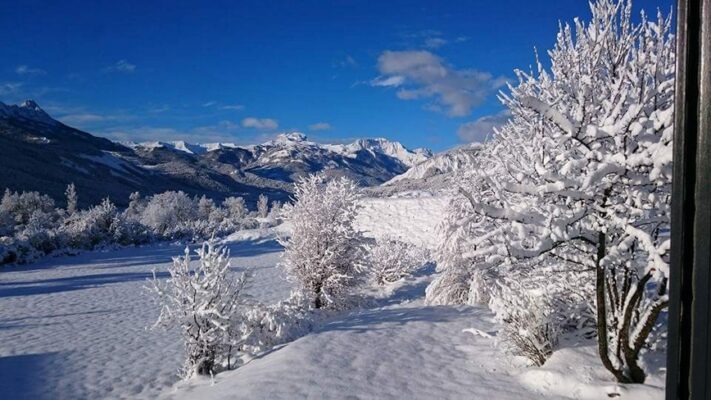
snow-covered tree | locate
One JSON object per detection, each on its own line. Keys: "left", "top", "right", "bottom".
{"left": 61, "top": 198, "right": 118, "bottom": 249}
{"left": 428, "top": 0, "right": 674, "bottom": 383}
{"left": 223, "top": 196, "right": 247, "bottom": 222}
{"left": 279, "top": 175, "right": 365, "bottom": 309}
{"left": 269, "top": 200, "right": 283, "bottom": 219}
{"left": 256, "top": 194, "right": 269, "bottom": 218}
{"left": 125, "top": 191, "right": 145, "bottom": 219}
{"left": 148, "top": 242, "right": 250, "bottom": 377}
{"left": 65, "top": 183, "right": 78, "bottom": 215}
{"left": 142, "top": 191, "right": 197, "bottom": 236}
{"left": 0, "top": 190, "right": 55, "bottom": 226}
{"left": 197, "top": 195, "right": 216, "bottom": 221}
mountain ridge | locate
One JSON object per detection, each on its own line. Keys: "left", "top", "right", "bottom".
{"left": 0, "top": 99, "right": 431, "bottom": 207}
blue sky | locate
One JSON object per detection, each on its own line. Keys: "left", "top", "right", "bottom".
{"left": 0, "top": 0, "right": 673, "bottom": 152}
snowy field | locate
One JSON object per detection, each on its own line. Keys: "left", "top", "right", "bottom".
{"left": 0, "top": 234, "right": 291, "bottom": 400}
{"left": 0, "top": 196, "right": 664, "bottom": 400}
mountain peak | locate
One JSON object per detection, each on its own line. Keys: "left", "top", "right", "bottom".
{"left": 20, "top": 99, "right": 42, "bottom": 111}
{"left": 275, "top": 132, "right": 308, "bottom": 143}
{"left": 0, "top": 99, "right": 58, "bottom": 125}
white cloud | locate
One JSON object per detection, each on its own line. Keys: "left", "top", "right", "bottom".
{"left": 308, "top": 122, "right": 332, "bottom": 131}
{"left": 423, "top": 37, "right": 447, "bottom": 49}
{"left": 241, "top": 117, "right": 278, "bottom": 130}
{"left": 16, "top": 65, "right": 46, "bottom": 76}
{"left": 372, "top": 50, "right": 507, "bottom": 117}
{"left": 103, "top": 59, "right": 136, "bottom": 73}
{"left": 457, "top": 110, "right": 511, "bottom": 143}
{"left": 202, "top": 101, "right": 217, "bottom": 107}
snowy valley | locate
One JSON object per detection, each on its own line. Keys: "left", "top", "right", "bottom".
{"left": 0, "top": 0, "right": 675, "bottom": 399}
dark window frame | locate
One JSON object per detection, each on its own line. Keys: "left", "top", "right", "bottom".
{"left": 665, "top": 0, "right": 711, "bottom": 399}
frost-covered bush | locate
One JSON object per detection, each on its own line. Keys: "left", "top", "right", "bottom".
{"left": 65, "top": 183, "right": 78, "bottom": 215}
{"left": 0, "top": 186, "right": 277, "bottom": 266}
{"left": 1, "top": 189, "right": 55, "bottom": 226}
{"left": 141, "top": 191, "right": 197, "bottom": 237}
{"left": 280, "top": 175, "right": 365, "bottom": 309}
{"left": 240, "top": 291, "right": 317, "bottom": 355}
{"left": 367, "top": 238, "right": 427, "bottom": 285}
{"left": 60, "top": 198, "right": 118, "bottom": 249}
{"left": 223, "top": 196, "right": 247, "bottom": 221}
{"left": 491, "top": 281, "right": 559, "bottom": 366}
{"left": 148, "top": 242, "right": 250, "bottom": 377}
{"left": 18, "top": 210, "right": 60, "bottom": 254}
{"left": 256, "top": 194, "right": 269, "bottom": 218}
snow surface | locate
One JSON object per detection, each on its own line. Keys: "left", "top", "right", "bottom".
{"left": 0, "top": 196, "right": 665, "bottom": 400}
{"left": 0, "top": 232, "right": 291, "bottom": 400}
{"left": 355, "top": 195, "right": 450, "bottom": 250}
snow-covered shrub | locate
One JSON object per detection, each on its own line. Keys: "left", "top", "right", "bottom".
{"left": 124, "top": 191, "right": 146, "bottom": 219}
{"left": 142, "top": 191, "right": 197, "bottom": 237}
{"left": 240, "top": 291, "right": 317, "bottom": 355}
{"left": 279, "top": 175, "right": 365, "bottom": 309}
{"left": 148, "top": 242, "right": 250, "bottom": 378}
{"left": 18, "top": 210, "right": 60, "bottom": 254}
{"left": 367, "top": 238, "right": 426, "bottom": 285}
{"left": 196, "top": 195, "right": 216, "bottom": 221}
{"left": 110, "top": 213, "right": 152, "bottom": 246}
{"left": 65, "top": 183, "right": 78, "bottom": 215}
{"left": 428, "top": 0, "right": 674, "bottom": 383}
{"left": 0, "top": 189, "right": 55, "bottom": 226}
{"left": 491, "top": 281, "right": 560, "bottom": 366}
{"left": 223, "top": 196, "right": 247, "bottom": 222}
{"left": 269, "top": 200, "right": 282, "bottom": 220}
{"left": 60, "top": 198, "right": 118, "bottom": 249}
{"left": 256, "top": 194, "right": 269, "bottom": 218}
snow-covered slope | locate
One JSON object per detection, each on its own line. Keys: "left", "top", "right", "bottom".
{"left": 0, "top": 100, "right": 58, "bottom": 126}
{"left": 355, "top": 195, "right": 450, "bottom": 249}
{"left": 384, "top": 144, "right": 481, "bottom": 186}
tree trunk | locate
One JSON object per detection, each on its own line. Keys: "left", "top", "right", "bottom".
{"left": 314, "top": 281, "right": 323, "bottom": 309}
{"left": 595, "top": 231, "right": 631, "bottom": 383}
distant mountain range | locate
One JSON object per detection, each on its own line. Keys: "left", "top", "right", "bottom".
{"left": 0, "top": 100, "right": 432, "bottom": 207}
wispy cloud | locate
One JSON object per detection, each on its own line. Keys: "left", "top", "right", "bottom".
{"left": 147, "top": 104, "right": 171, "bottom": 113}
{"left": 15, "top": 65, "right": 46, "bottom": 76}
{"left": 370, "top": 75, "right": 406, "bottom": 87}
{"left": 333, "top": 54, "right": 358, "bottom": 68}
{"left": 99, "top": 120, "right": 250, "bottom": 144}
{"left": 202, "top": 101, "right": 244, "bottom": 111}
{"left": 59, "top": 113, "right": 110, "bottom": 124}
{"left": 371, "top": 50, "right": 507, "bottom": 117}
{"left": 308, "top": 122, "right": 332, "bottom": 131}
{"left": 0, "top": 81, "right": 24, "bottom": 96}
{"left": 423, "top": 37, "right": 447, "bottom": 49}
{"left": 103, "top": 59, "right": 136, "bottom": 73}
{"left": 220, "top": 104, "right": 244, "bottom": 111}
{"left": 457, "top": 110, "right": 511, "bottom": 143}
{"left": 241, "top": 117, "right": 278, "bottom": 130}
{"left": 57, "top": 111, "right": 133, "bottom": 129}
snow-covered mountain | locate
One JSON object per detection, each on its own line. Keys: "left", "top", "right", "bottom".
{"left": 384, "top": 144, "right": 481, "bottom": 185}
{"left": 0, "top": 100, "right": 59, "bottom": 126}
{"left": 0, "top": 100, "right": 431, "bottom": 206}
{"left": 127, "top": 131, "right": 430, "bottom": 187}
